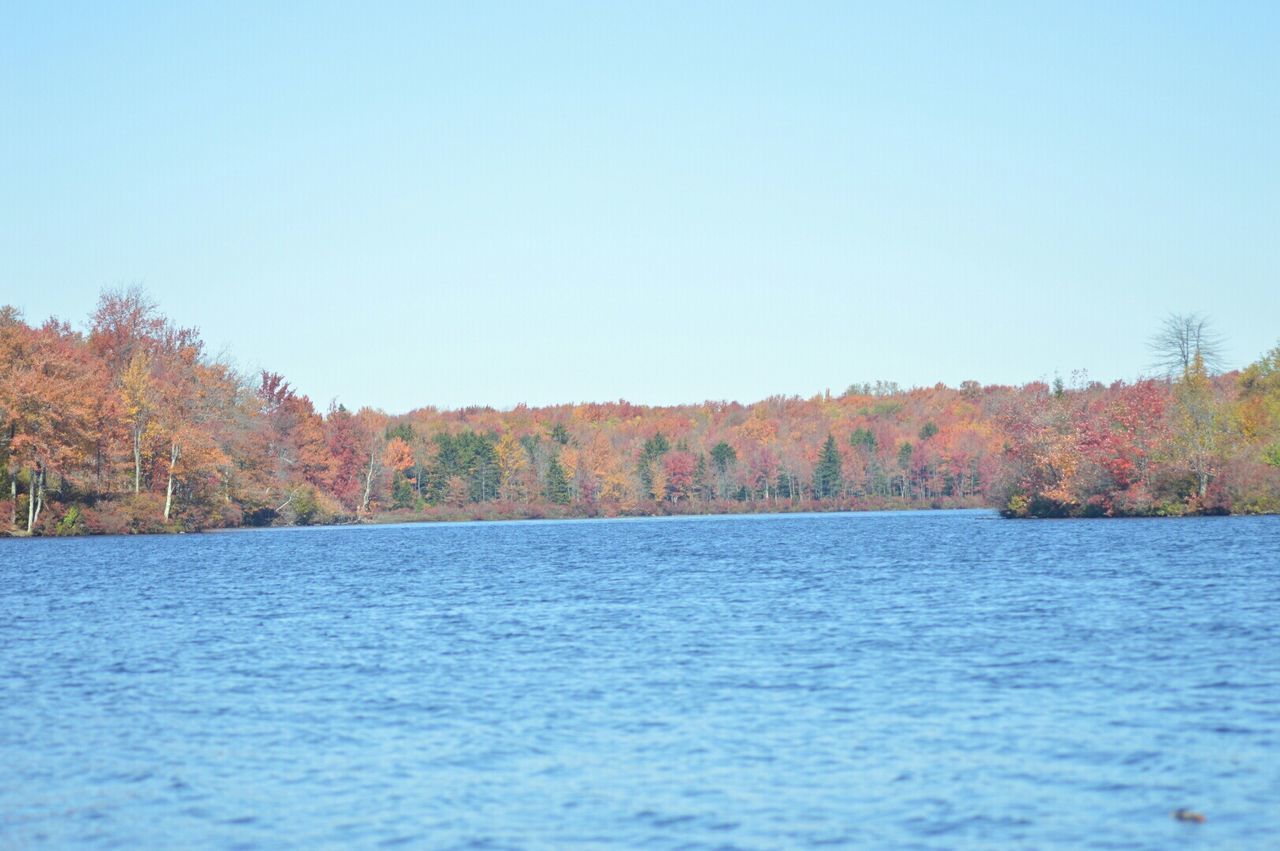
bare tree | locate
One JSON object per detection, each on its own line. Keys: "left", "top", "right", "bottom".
{"left": 1148, "top": 313, "right": 1226, "bottom": 378}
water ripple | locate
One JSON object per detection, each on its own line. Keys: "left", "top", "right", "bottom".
{"left": 2, "top": 511, "right": 1279, "bottom": 848}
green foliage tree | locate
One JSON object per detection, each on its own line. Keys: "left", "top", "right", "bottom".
{"left": 55, "top": 504, "right": 83, "bottom": 536}
{"left": 813, "top": 434, "right": 843, "bottom": 499}
{"left": 710, "top": 441, "right": 737, "bottom": 472}
{"left": 425, "top": 431, "right": 500, "bottom": 504}
{"left": 391, "top": 472, "right": 417, "bottom": 509}
{"left": 897, "top": 441, "right": 914, "bottom": 497}
{"left": 386, "top": 422, "right": 414, "bottom": 443}
{"left": 710, "top": 441, "right": 737, "bottom": 499}
{"left": 897, "top": 442, "right": 914, "bottom": 468}
{"left": 637, "top": 431, "right": 670, "bottom": 495}
{"left": 850, "top": 428, "right": 877, "bottom": 451}
{"left": 544, "top": 453, "right": 571, "bottom": 504}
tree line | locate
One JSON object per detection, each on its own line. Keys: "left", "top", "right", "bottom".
{"left": 2, "top": 291, "right": 1278, "bottom": 534}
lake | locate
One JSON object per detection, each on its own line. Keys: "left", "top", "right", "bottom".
{"left": 1, "top": 509, "right": 1278, "bottom": 848}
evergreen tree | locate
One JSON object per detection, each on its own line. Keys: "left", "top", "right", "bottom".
{"left": 637, "top": 431, "right": 670, "bottom": 495}
{"left": 643, "top": 432, "right": 670, "bottom": 457}
{"left": 850, "top": 427, "right": 877, "bottom": 451}
{"left": 544, "top": 453, "right": 571, "bottom": 504}
{"left": 694, "top": 452, "right": 710, "bottom": 500}
{"left": 710, "top": 441, "right": 737, "bottom": 472}
{"left": 814, "top": 434, "right": 843, "bottom": 499}
{"left": 386, "top": 422, "right": 414, "bottom": 443}
{"left": 424, "top": 430, "right": 500, "bottom": 504}
{"left": 391, "top": 473, "right": 417, "bottom": 509}
{"left": 710, "top": 440, "right": 737, "bottom": 499}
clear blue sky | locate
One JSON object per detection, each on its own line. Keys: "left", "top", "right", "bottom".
{"left": 3, "top": 2, "right": 1277, "bottom": 413}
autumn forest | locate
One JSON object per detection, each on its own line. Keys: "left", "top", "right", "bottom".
{"left": 2, "top": 289, "right": 1278, "bottom": 535}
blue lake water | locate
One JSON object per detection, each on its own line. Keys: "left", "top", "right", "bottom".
{"left": 2, "top": 509, "right": 1278, "bottom": 849}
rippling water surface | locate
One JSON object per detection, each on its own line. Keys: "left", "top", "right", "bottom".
{"left": 2, "top": 510, "right": 1279, "bottom": 848}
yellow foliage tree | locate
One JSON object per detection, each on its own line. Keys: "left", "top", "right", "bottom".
{"left": 495, "top": 432, "right": 528, "bottom": 501}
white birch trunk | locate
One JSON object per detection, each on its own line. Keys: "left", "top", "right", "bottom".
{"left": 164, "top": 440, "right": 180, "bottom": 521}
{"left": 360, "top": 450, "right": 378, "bottom": 514}
{"left": 26, "top": 469, "right": 35, "bottom": 533}
{"left": 34, "top": 469, "right": 44, "bottom": 528}
{"left": 26, "top": 466, "right": 43, "bottom": 533}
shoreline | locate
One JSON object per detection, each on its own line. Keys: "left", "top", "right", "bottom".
{"left": 7, "top": 499, "right": 1276, "bottom": 540}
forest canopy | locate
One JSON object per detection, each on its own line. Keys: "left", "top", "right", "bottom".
{"left": 2, "top": 290, "right": 1278, "bottom": 535}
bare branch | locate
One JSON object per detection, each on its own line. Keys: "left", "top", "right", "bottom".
{"left": 1148, "top": 312, "right": 1226, "bottom": 377}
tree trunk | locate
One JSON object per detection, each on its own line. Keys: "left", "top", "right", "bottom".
{"left": 9, "top": 476, "right": 15, "bottom": 530}
{"left": 164, "top": 440, "right": 180, "bottom": 521}
{"left": 360, "top": 451, "right": 378, "bottom": 514}
{"left": 133, "top": 428, "right": 142, "bottom": 494}
{"left": 34, "top": 468, "right": 44, "bottom": 529}
{"left": 26, "top": 466, "right": 40, "bottom": 533}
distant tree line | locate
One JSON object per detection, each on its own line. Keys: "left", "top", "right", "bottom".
{"left": 2, "top": 293, "right": 1278, "bottom": 534}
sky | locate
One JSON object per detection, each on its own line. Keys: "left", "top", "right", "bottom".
{"left": 2, "top": 2, "right": 1277, "bottom": 413}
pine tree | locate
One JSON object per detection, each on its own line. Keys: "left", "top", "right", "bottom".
{"left": 814, "top": 434, "right": 843, "bottom": 499}
{"left": 545, "top": 453, "right": 571, "bottom": 505}
{"left": 637, "top": 431, "right": 670, "bottom": 495}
